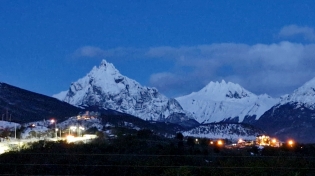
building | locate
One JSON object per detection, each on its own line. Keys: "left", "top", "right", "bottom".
{"left": 76, "top": 111, "right": 100, "bottom": 120}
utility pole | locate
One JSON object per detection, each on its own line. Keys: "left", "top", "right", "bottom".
{"left": 15, "top": 123, "right": 16, "bottom": 139}
{"left": 6, "top": 108, "right": 8, "bottom": 121}
{"left": 55, "top": 121, "right": 57, "bottom": 139}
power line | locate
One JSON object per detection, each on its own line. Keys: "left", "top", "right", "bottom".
{"left": 7, "top": 152, "right": 315, "bottom": 159}
{"left": 0, "top": 163, "right": 314, "bottom": 169}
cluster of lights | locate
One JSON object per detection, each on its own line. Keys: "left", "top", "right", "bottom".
{"left": 256, "top": 135, "right": 295, "bottom": 147}
{"left": 50, "top": 119, "right": 85, "bottom": 139}
{"left": 209, "top": 139, "right": 224, "bottom": 146}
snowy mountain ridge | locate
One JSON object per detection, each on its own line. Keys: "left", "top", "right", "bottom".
{"left": 278, "top": 77, "right": 315, "bottom": 109}
{"left": 176, "top": 80, "right": 278, "bottom": 124}
{"left": 53, "top": 60, "right": 193, "bottom": 123}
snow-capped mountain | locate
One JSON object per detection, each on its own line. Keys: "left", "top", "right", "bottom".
{"left": 176, "top": 80, "right": 278, "bottom": 124}
{"left": 255, "top": 77, "right": 315, "bottom": 143}
{"left": 53, "top": 60, "right": 194, "bottom": 123}
{"left": 279, "top": 77, "right": 315, "bottom": 109}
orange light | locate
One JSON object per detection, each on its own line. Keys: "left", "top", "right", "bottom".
{"left": 272, "top": 138, "right": 277, "bottom": 143}
{"left": 217, "top": 140, "right": 223, "bottom": 146}
{"left": 288, "top": 140, "right": 294, "bottom": 146}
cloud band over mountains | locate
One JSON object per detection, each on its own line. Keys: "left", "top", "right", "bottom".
{"left": 72, "top": 25, "right": 315, "bottom": 97}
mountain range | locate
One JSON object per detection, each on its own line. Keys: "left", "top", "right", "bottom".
{"left": 1, "top": 59, "right": 315, "bottom": 143}
{"left": 52, "top": 60, "right": 315, "bottom": 142}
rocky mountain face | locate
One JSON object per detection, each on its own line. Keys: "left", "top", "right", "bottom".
{"left": 255, "top": 77, "right": 315, "bottom": 143}
{"left": 0, "top": 82, "right": 81, "bottom": 123}
{"left": 53, "top": 60, "right": 195, "bottom": 125}
{"left": 176, "top": 80, "right": 278, "bottom": 124}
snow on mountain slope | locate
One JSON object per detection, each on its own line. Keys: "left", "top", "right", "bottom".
{"left": 0, "top": 121, "right": 20, "bottom": 130}
{"left": 182, "top": 123, "right": 264, "bottom": 141}
{"left": 53, "top": 60, "right": 192, "bottom": 122}
{"left": 176, "top": 80, "right": 278, "bottom": 124}
{"left": 279, "top": 77, "right": 315, "bottom": 109}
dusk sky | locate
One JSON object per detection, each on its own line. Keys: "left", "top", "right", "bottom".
{"left": 1, "top": 0, "right": 315, "bottom": 98}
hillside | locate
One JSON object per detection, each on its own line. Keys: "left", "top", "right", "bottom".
{"left": 0, "top": 82, "right": 81, "bottom": 123}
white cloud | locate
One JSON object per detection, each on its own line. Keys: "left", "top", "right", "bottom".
{"left": 72, "top": 46, "right": 143, "bottom": 59}
{"left": 279, "top": 24, "right": 315, "bottom": 41}
{"left": 71, "top": 42, "right": 315, "bottom": 97}
{"left": 73, "top": 46, "right": 108, "bottom": 58}
{"left": 146, "top": 42, "right": 315, "bottom": 97}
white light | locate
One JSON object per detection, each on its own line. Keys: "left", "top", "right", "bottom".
{"left": 70, "top": 126, "right": 77, "bottom": 131}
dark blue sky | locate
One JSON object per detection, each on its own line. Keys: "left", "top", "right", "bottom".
{"left": 1, "top": 0, "right": 315, "bottom": 97}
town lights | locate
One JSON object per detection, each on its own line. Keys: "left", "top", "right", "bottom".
{"left": 66, "top": 135, "right": 75, "bottom": 143}
{"left": 69, "top": 126, "right": 85, "bottom": 136}
{"left": 70, "top": 126, "right": 77, "bottom": 131}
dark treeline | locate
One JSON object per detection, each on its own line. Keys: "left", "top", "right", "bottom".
{"left": 1, "top": 130, "right": 315, "bottom": 175}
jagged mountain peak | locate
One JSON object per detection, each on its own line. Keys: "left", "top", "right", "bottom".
{"left": 184, "top": 80, "right": 253, "bottom": 102}
{"left": 53, "top": 60, "right": 193, "bottom": 123}
{"left": 90, "top": 59, "right": 119, "bottom": 75}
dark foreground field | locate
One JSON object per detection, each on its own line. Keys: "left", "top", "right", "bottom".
{"left": 1, "top": 131, "right": 315, "bottom": 175}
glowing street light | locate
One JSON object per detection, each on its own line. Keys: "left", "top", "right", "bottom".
{"left": 56, "top": 128, "right": 62, "bottom": 138}
{"left": 69, "top": 126, "right": 76, "bottom": 135}
{"left": 288, "top": 140, "right": 294, "bottom": 147}
{"left": 217, "top": 140, "right": 224, "bottom": 146}
{"left": 79, "top": 126, "right": 85, "bottom": 137}
{"left": 51, "top": 119, "right": 57, "bottom": 139}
